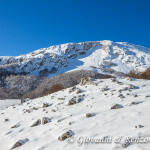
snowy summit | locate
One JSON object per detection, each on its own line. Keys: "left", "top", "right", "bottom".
{"left": 0, "top": 40, "right": 150, "bottom": 77}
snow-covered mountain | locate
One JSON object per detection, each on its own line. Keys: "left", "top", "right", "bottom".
{"left": 1, "top": 40, "right": 150, "bottom": 77}
{"left": 1, "top": 41, "right": 150, "bottom": 150}
{"left": 1, "top": 77, "right": 150, "bottom": 150}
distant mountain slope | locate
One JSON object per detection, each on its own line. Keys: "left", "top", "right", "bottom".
{"left": 0, "top": 70, "right": 111, "bottom": 100}
{"left": 1, "top": 40, "right": 150, "bottom": 77}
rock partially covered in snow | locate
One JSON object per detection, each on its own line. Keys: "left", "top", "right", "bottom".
{"left": 31, "top": 119, "right": 41, "bottom": 127}
{"left": 58, "top": 130, "right": 74, "bottom": 141}
{"left": 10, "top": 138, "right": 29, "bottom": 149}
{"left": 111, "top": 104, "right": 123, "bottom": 109}
{"left": 42, "top": 117, "right": 51, "bottom": 125}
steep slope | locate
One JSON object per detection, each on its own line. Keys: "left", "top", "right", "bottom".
{"left": 0, "top": 77, "right": 150, "bottom": 150}
{"left": 1, "top": 40, "right": 150, "bottom": 77}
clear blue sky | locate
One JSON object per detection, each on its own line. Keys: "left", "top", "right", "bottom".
{"left": 0, "top": 0, "right": 150, "bottom": 56}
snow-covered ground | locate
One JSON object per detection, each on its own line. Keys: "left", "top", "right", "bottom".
{"left": 0, "top": 77, "right": 150, "bottom": 150}
{"left": 1, "top": 40, "right": 150, "bottom": 77}
{"left": 0, "top": 100, "right": 20, "bottom": 110}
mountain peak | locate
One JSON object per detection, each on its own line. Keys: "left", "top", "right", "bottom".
{"left": 0, "top": 41, "right": 150, "bottom": 77}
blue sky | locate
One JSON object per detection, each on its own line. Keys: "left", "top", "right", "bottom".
{"left": 0, "top": 0, "right": 150, "bottom": 56}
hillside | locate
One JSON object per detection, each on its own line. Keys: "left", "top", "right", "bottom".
{"left": 0, "top": 70, "right": 111, "bottom": 100}
{"left": 0, "top": 77, "right": 150, "bottom": 150}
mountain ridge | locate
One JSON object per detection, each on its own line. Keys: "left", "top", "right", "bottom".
{"left": 1, "top": 40, "right": 150, "bottom": 78}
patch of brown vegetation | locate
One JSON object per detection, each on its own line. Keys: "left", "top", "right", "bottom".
{"left": 126, "top": 67, "right": 150, "bottom": 80}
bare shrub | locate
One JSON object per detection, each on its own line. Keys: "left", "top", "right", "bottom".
{"left": 126, "top": 67, "right": 150, "bottom": 80}
{"left": 45, "top": 84, "right": 64, "bottom": 95}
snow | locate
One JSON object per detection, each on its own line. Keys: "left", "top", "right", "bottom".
{"left": 0, "top": 77, "right": 150, "bottom": 149}
{"left": 0, "top": 40, "right": 150, "bottom": 77}
{"left": 0, "top": 99, "right": 20, "bottom": 110}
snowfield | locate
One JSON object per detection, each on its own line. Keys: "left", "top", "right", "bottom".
{"left": 0, "top": 77, "right": 150, "bottom": 150}
{"left": 1, "top": 40, "right": 150, "bottom": 77}
{"left": 0, "top": 100, "right": 20, "bottom": 110}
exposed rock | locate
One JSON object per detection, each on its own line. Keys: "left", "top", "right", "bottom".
{"left": 31, "top": 119, "right": 41, "bottom": 127}
{"left": 51, "top": 96, "right": 54, "bottom": 99}
{"left": 122, "top": 142, "right": 130, "bottom": 148}
{"left": 145, "top": 95, "right": 150, "bottom": 98}
{"left": 122, "top": 143, "right": 127, "bottom": 148}
{"left": 126, "top": 77, "right": 133, "bottom": 81}
{"left": 80, "top": 77, "right": 94, "bottom": 86}
{"left": 118, "top": 94, "right": 125, "bottom": 99}
{"left": 138, "top": 125, "right": 144, "bottom": 128}
{"left": 79, "top": 51, "right": 86, "bottom": 55}
{"left": 42, "top": 103, "right": 51, "bottom": 108}
{"left": 58, "top": 130, "right": 74, "bottom": 141}
{"left": 68, "top": 54, "right": 77, "bottom": 59}
{"left": 69, "top": 122, "right": 72, "bottom": 125}
{"left": 51, "top": 109, "right": 56, "bottom": 112}
{"left": 5, "top": 119, "right": 9, "bottom": 122}
{"left": 68, "top": 99, "right": 76, "bottom": 106}
{"left": 58, "top": 98, "right": 65, "bottom": 100}
{"left": 69, "top": 87, "right": 76, "bottom": 93}
{"left": 11, "top": 124, "right": 20, "bottom": 128}
{"left": 42, "top": 117, "right": 51, "bottom": 125}
{"left": 111, "top": 78, "right": 116, "bottom": 82}
{"left": 118, "top": 89, "right": 122, "bottom": 93}
{"left": 117, "top": 81, "right": 123, "bottom": 85}
{"left": 128, "top": 84, "right": 135, "bottom": 89}
{"left": 131, "top": 102, "right": 139, "bottom": 105}
{"left": 111, "top": 104, "right": 123, "bottom": 109}
{"left": 68, "top": 96, "right": 82, "bottom": 106}
{"left": 76, "top": 89, "right": 82, "bottom": 94}
{"left": 33, "top": 107, "right": 38, "bottom": 110}
{"left": 133, "top": 94, "right": 138, "bottom": 97}
{"left": 135, "top": 125, "right": 144, "bottom": 128}
{"left": 10, "top": 138, "right": 29, "bottom": 149}
{"left": 26, "top": 109, "right": 31, "bottom": 113}
{"left": 21, "top": 98, "right": 30, "bottom": 104}
{"left": 86, "top": 113, "right": 93, "bottom": 118}
{"left": 111, "top": 93, "right": 114, "bottom": 96}
{"left": 122, "top": 87, "right": 128, "bottom": 91}
{"left": 101, "top": 86, "right": 109, "bottom": 92}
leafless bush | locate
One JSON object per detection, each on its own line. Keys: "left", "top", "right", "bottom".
{"left": 45, "top": 84, "right": 64, "bottom": 95}
{"left": 126, "top": 67, "right": 150, "bottom": 80}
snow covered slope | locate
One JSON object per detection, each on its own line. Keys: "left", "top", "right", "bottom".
{"left": 0, "top": 77, "right": 150, "bottom": 150}
{"left": 1, "top": 40, "right": 150, "bottom": 77}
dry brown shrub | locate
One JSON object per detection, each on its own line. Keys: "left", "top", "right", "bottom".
{"left": 126, "top": 67, "right": 150, "bottom": 80}
{"left": 45, "top": 84, "right": 64, "bottom": 95}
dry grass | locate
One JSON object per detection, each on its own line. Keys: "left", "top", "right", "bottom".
{"left": 126, "top": 67, "right": 150, "bottom": 80}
